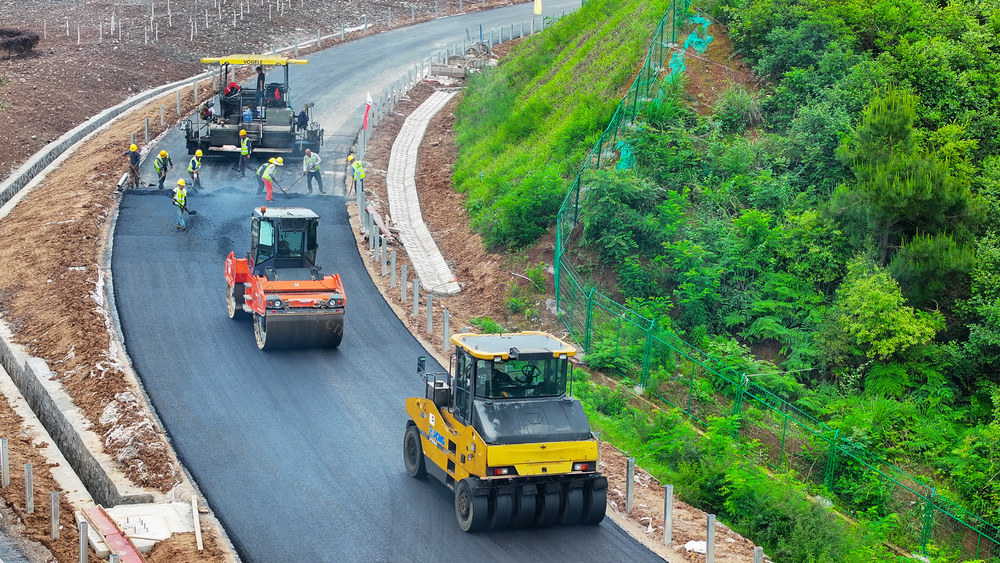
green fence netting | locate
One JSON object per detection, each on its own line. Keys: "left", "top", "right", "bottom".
{"left": 552, "top": 1, "right": 1000, "bottom": 559}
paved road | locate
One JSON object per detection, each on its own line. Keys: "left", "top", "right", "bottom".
{"left": 113, "top": 2, "right": 660, "bottom": 560}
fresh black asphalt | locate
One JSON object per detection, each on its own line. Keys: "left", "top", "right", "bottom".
{"left": 111, "top": 2, "right": 661, "bottom": 560}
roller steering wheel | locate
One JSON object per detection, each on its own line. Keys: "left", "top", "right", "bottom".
{"left": 518, "top": 365, "right": 541, "bottom": 384}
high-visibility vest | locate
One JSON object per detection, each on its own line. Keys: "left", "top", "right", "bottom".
{"left": 351, "top": 160, "right": 365, "bottom": 181}
{"left": 262, "top": 163, "right": 277, "bottom": 181}
{"left": 173, "top": 187, "right": 186, "bottom": 207}
{"left": 154, "top": 155, "right": 169, "bottom": 173}
{"left": 188, "top": 156, "right": 200, "bottom": 173}
{"left": 240, "top": 137, "right": 250, "bottom": 156}
{"left": 256, "top": 162, "right": 269, "bottom": 177}
{"left": 305, "top": 153, "right": 321, "bottom": 172}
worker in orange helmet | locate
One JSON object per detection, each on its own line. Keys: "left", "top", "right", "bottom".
{"left": 261, "top": 156, "right": 283, "bottom": 202}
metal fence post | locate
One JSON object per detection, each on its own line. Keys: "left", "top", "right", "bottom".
{"left": 442, "top": 309, "right": 450, "bottom": 351}
{"left": 706, "top": 514, "right": 716, "bottom": 563}
{"left": 732, "top": 374, "right": 746, "bottom": 438}
{"left": 160, "top": 105, "right": 165, "bottom": 127}
{"left": 193, "top": 82, "right": 198, "bottom": 104}
{"left": 177, "top": 91, "right": 182, "bottom": 115}
{"left": 390, "top": 250, "right": 397, "bottom": 287}
{"left": 625, "top": 457, "right": 634, "bottom": 514}
{"left": 824, "top": 429, "right": 840, "bottom": 491}
{"left": 145, "top": 118, "right": 150, "bottom": 143}
{"left": 753, "top": 546, "right": 763, "bottom": 563}
{"left": 401, "top": 265, "right": 408, "bottom": 302}
{"left": 25, "top": 463, "right": 33, "bottom": 513}
{"left": 920, "top": 487, "right": 936, "bottom": 554}
{"left": 412, "top": 279, "right": 420, "bottom": 317}
{"left": 663, "top": 484, "right": 673, "bottom": 545}
{"left": 79, "top": 520, "right": 88, "bottom": 563}
{"left": 583, "top": 287, "right": 596, "bottom": 351}
{"left": 51, "top": 491, "right": 59, "bottom": 539}
{"left": 426, "top": 295, "right": 433, "bottom": 332}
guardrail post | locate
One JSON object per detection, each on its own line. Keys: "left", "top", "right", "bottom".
{"left": 79, "top": 520, "right": 88, "bottom": 563}
{"left": 707, "top": 514, "right": 716, "bottom": 563}
{"left": 177, "top": 91, "right": 182, "bottom": 115}
{"left": 25, "top": 463, "right": 33, "bottom": 513}
{"left": 160, "top": 105, "right": 165, "bottom": 127}
{"left": 51, "top": 491, "right": 59, "bottom": 539}
{"left": 145, "top": 118, "right": 150, "bottom": 143}
{"left": 193, "top": 81, "right": 198, "bottom": 104}
{"left": 426, "top": 295, "right": 433, "bottom": 332}
{"left": 1, "top": 438, "right": 8, "bottom": 487}
{"left": 412, "top": 279, "right": 420, "bottom": 317}
{"left": 442, "top": 309, "right": 450, "bottom": 351}
{"left": 381, "top": 238, "right": 389, "bottom": 276}
{"left": 664, "top": 484, "right": 673, "bottom": 545}
{"left": 753, "top": 546, "right": 763, "bottom": 563}
{"left": 401, "top": 265, "right": 408, "bottom": 302}
{"left": 625, "top": 457, "right": 634, "bottom": 514}
{"left": 390, "top": 251, "right": 397, "bottom": 287}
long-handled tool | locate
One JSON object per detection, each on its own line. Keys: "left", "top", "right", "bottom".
{"left": 286, "top": 173, "right": 306, "bottom": 190}
{"left": 178, "top": 203, "right": 199, "bottom": 215}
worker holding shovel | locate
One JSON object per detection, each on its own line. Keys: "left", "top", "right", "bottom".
{"left": 262, "top": 156, "right": 283, "bottom": 202}
{"left": 187, "top": 149, "right": 203, "bottom": 192}
{"left": 173, "top": 179, "right": 189, "bottom": 230}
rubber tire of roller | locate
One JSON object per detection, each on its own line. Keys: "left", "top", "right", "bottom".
{"left": 510, "top": 487, "right": 536, "bottom": 528}
{"left": 455, "top": 479, "right": 488, "bottom": 533}
{"left": 489, "top": 492, "right": 513, "bottom": 530}
{"left": 559, "top": 486, "right": 585, "bottom": 525}
{"left": 403, "top": 424, "right": 426, "bottom": 479}
{"left": 534, "top": 488, "right": 562, "bottom": 527}
{"left": 582, "top": 484, "right": 607, "bottom": 525}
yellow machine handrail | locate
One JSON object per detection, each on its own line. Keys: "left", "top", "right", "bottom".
{"left": 200, "top": 55, "right": 308, "bottom": 66}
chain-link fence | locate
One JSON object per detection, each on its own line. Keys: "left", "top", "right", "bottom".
{"left": 552, "top": 1, "right": 1000, "bottom": 559}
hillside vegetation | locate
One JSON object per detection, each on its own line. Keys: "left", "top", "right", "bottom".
{"left": 455, "top": 0, "right": 1000, "bottom": 559}
{"left": 454, "top": 0, "right": 674, "bottom": 249}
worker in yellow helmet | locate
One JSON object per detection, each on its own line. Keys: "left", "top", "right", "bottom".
{"left": 261, "top": 156, "right": 283, "bottom": 202}
{"left": 232, "top": 129, "right": 251, "bottom": 177}
{"left": 255, "top": 158, "right": 275, "bottom": 197}
{"left": 173, "top": 179, "right": 188, "bottom": 230}
{"left": 122, "top": 143, "right": 141, "bottom": 189}
{"left": 153, "top": 149, "right": 173, "bottom": 190}
{"left": 349, "top": 154, "right": 365, "bottom": 194}
{"left": 188, "top": 149, "right": 203, "bottom": 192}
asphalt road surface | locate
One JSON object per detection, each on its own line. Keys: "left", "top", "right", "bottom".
{"left": 112, "top": 1, "right": 660, "bottom": 560}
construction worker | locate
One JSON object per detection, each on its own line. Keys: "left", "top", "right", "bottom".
{"left": 262, "top": 156, "right": 283, "bottom": 202}
{"left": 187, "top": 149, "right": 203, "bottom": 192}
{"left": 296, "top": 106, "right": 309, "bottom": 131}
{"left": 349, "top": 154, "right": 365, "bottom": 194}
{"left": 154, "top": 149, "right": 173, "bottom": 190}
{"left": 123, "top": 144, "right": 141, "bottom": 188}
{"left": 255, "top": 65, "right": 266, "bottom": 116}
{"left": 173, "top": 179, "right": 188, "bottom": 230}
{"left": 255, "top": 158, "right": 274, "bottom": 197}
{"left": 233, "top": 129, "right": 251, "bottom": 176}
{"left": 303, "top": 149, "right": 324, "bottom": 194}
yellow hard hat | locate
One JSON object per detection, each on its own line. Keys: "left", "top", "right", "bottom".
{"left": 269, "top": 157, "right": 276, "bottom": 163}
{"left": 130, "top": 144, "right": 138, "bottom": 152}
{"left": 239, "top": 129, "right": 247, "bottom": 136}
{"left": 195, "top": 149, "right": 203, "bottom": 157}
{"left": 275, "top": 157, "right": 284, "bottom": 165}
{"left": 159, "top": 150, "right": 167, "bottom": 157}
{"left": 177, "top": 179, "right": 185, "bottom": 186}
{"left": 347, "top": 155, "right": 354, "bottom": 162}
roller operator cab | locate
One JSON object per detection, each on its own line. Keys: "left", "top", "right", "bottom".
{"left": 224, "top": 207, "right": 345, "bottom": 350}
{"left": 403, "top": 331, "right": 607, "bottom": 532}
{"left": 180, "top": 54, "right": 324, "bottom": 158}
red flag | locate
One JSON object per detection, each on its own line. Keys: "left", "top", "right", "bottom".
{"left": 362, "top": 91, "right": 373, "bottom": 131}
